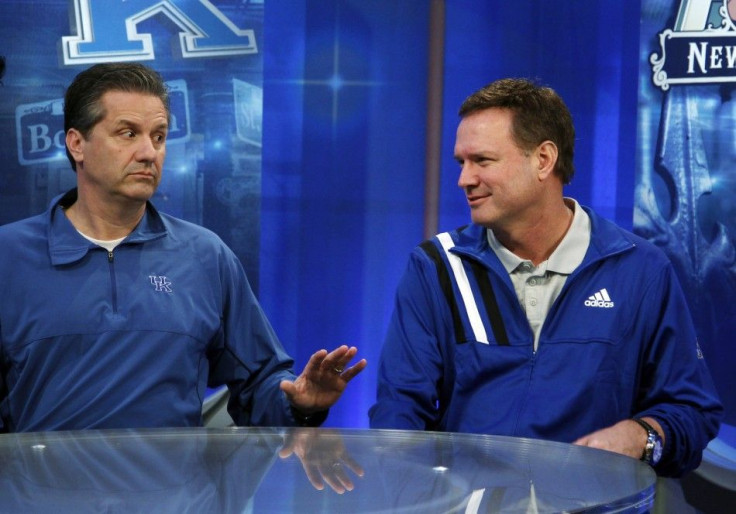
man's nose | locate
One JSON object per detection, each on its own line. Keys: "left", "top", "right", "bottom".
{"left": 135, "top": 137, "right": 159, "bottom": 161}
{"left": 457, "top": 163, "right": 476, "bottom": 189}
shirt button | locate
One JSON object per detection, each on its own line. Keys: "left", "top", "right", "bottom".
{"left": 529, "top": 278, "right": 537, "bottom": 286}
{"left": 529, "top": 298, "right": 538, "bottom": 306}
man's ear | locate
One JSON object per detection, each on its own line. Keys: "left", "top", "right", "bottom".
{"left": 66, "top": 129, "right": 84, "bottom": 166}
{"left": 535, "top": 140, "right": 558, "bottom": 180}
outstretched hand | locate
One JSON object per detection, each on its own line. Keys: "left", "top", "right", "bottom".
{"left": 280, "top": 345, "right": 367, "bottom": 415}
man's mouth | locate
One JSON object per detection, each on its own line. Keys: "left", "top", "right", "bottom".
{"left": 128, "top": 170, "right": 156, "bottom": 179}
{"left": 466, "top": 193, "right": 489, "bottom": 206}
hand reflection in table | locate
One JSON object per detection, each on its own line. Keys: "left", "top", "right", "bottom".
{"left": 279, "top": 427, "right": 364, "bottom": 494}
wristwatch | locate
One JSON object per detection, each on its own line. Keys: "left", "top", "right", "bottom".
{"left": 633, "top": 418, "right": 663, "bottom": 465}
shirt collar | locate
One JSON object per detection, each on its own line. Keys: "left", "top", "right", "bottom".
{"left": 486, "top": 198, "right": 591, "bottom": 275}
{"left": 48, "top": 189, "right": 168, "bottom": 265}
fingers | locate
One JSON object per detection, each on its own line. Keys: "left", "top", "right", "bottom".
{"left": 302, "top": 349, "right": 329, "bottom": 375}
{"left": 337, "top": 358, "right": 367, "bottom": 381}
{"left": 320, "top": 345, "right": 352, "bottom": 373}
{"left": 318, "top": 346, "right": 366, "bottom": 379}
{"left": 341, "top": 452, "right": 365, "bottom": 478}
{"left": 298, "top": 345, "right": 367, "bottom": 379}
{"left": 299, "top": 458, "right": 355, "bottom": 494}
{"left": 322, "top": 461, "right": 355, "bottom": 494}
{"left": 302, "top": 462, "right": 326, "bottom": 491}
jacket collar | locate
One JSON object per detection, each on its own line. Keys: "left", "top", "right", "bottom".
{"left": 47, "top": 189, "right": 167, "bottom": 266}
{"left": 450, "top": 205, "right": 636, "bottom": 271}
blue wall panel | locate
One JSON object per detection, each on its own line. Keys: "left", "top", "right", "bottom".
{"left": 262, "top": 0, "right": 429, "bottom": 427}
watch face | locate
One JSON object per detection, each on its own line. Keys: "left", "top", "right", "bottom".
{"left": 652, "top": 438, "right": 663, "bottom": 464}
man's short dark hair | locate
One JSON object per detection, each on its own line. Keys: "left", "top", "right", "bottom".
{"left": 459, "top": 78, "right": 575, "bottom": 184}
{"left": 63, "top": 62, "right": 170, "bottom": 170}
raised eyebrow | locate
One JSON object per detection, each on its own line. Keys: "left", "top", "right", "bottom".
{"left": 114, "top": 119, "right": 169, "bottom": 132}
{"left": 114, "top": 117, "right": 142, "bottom": 129}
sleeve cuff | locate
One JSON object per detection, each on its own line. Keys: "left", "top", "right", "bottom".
{"left": 290, "top": 406, "right": 329, "bottom": 427}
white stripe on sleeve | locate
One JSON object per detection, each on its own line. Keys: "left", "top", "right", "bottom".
{"left": 437, "top": 232, "right": 489, "bottom": 344}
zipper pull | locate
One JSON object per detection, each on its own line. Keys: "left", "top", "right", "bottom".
{"left": 108, "top": 250, "right": 114, "bottom": 262}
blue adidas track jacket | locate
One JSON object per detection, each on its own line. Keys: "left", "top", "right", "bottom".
{"left": 369, "top": 206, "right": 722, "bottom": 477}
{"left": 0, "top": 190, "right": 306, "bottom": 431}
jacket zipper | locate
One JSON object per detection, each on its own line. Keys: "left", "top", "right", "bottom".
{"left": 108, "top": 250, "right": 118, "bottom": 314}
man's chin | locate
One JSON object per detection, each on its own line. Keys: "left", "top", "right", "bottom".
{"left": 121, "top": 185, "right": 158, "bottom": 203}
{"left": 469, "top": 211, "right": 493, "bottom": 227}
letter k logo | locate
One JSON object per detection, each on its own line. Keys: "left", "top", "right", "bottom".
{"left": 149, "top": 275, "right": 173, "bottom": 293}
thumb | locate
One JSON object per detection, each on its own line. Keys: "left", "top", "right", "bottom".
{"left": 280, "top": 380, "right": 296, "bottom": 398}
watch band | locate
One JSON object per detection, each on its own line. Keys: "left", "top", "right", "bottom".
{"left": 633, "top": 418, "right": 663, "bottom": 465}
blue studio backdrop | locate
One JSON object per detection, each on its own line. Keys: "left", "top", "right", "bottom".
{"left": 262, "top": 0, "right": 644, "bottom": 428}
{"left": 1, "top": 2, "right": 734, "bottom": 477}
{"left": 637, "top": 0, "right": 736, "bottom": 466}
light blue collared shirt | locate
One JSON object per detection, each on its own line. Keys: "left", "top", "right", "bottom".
{"left": 487, "top": 198, "right": 591, "bottom": 350}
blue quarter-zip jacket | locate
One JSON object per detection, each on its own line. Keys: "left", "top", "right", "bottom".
{"left": 0, "top": 190, "right": 306, "bottom": 431}
{"left": 369, "top": 207, "right": 722, "bottom": 477}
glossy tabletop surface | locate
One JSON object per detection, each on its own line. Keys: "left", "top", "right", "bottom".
{"left": 0, "top": 427, "right": 656, "bottom": 513}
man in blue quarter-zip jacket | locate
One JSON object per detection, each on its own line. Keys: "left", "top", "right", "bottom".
{"left": 369, "top": 78, "right": 722, "bottom": 478}
{"left": 0, "top": 62, "right": 365, "bottom": 433}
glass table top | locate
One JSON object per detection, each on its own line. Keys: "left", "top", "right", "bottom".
{"left": 0, "top": 427, "right": 656, "bottom": 513}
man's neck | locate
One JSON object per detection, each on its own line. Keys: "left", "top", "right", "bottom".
{"left": 64, "top": 196, "right": 146, "bottom": 240}
{"left": 493, "top": 199, "right": 575, "bottom": 266}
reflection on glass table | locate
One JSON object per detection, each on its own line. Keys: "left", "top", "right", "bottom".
{"left": 0, "top": 427, "right": 656, "bottom": 513}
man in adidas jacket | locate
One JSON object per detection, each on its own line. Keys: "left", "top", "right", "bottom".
{"left": 0, "top": 62, "right": 365, "bottom": 432}
{"left": 369, "top": 78, "right": 722, "bottom": 477}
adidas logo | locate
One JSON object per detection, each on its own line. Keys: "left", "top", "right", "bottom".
{"left": 584, "top": 288, "right": 615, "bottom": 308}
